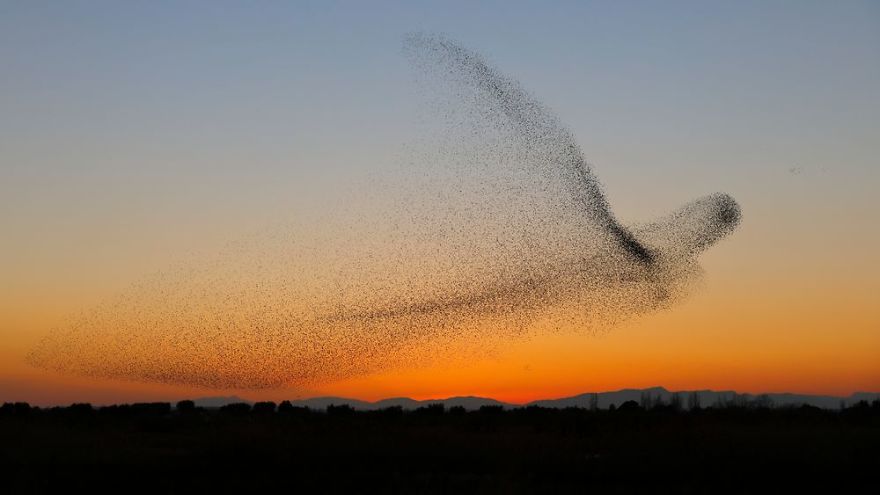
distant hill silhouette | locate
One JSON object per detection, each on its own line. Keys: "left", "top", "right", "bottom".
{"left": 191, "top": 395, "right": 251, "bottom": 408}
{"left": 281, "top": 395, "right": 512, "bottom": 411}
{"left": 526, "top": 387, "right": 879, "bottom": 410}
{"left": 190, "top": 387, "right": 879, "bottom": 411}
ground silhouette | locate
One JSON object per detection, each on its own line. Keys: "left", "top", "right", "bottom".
{"left": 1, "top": 397, "right": 878, "bottom": 493}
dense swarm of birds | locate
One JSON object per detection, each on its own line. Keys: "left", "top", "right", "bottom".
{"left": 28, "top": 34, "right": 741, "bottom": 390}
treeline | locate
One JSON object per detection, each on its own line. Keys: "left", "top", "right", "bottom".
{"left": 3, "top": 396, "right": 879, "bottom": 418}
{"left": 2, "top": 395, "right": 878, "bottom": 493}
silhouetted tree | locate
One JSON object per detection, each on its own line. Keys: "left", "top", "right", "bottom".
{"left": 617, "top": 400, "right": 641, "bottom": 413}
{"left": 327, "top": 404, "right": 354, "bottom": 416}
{"left": 279, "top": 404, "right": 311, "bottom": 416}
{"left": 479, "top": 405, "right": 504, "bottom": 415}
{"left": 379, "top": 405, "right": 404, "bottom": 417}
{"left": 687, "top": 392, "right": 701, "bottom": 411}
{"left": 67, "top": 403, "right": 94, "bottom": 415}
{"left": 253, "top": 401, "right": 277, "bottom": 414}
{"left": 5, "top": 402, "right": 32, "bottom": 415}
{"left": 131, "top": 402, "right": 171, "bottom": 415}
{"left": 219, "top": 403, "right": 251, "bottom": 414}
{"left": 651, "top": 395, "right": 665, "bottom": 410}
{"left": 176, "top": 400, "right": 196, "bottom": 413}
{"left": 754, "top": 394, "right": 773, "bottom": 409}
{"left": 99, "top": 404, "right": 132, "bottom": 417}
{"left": 589, "top": 393, "right": 599, "bottom": 411}
{"left": 670, "top": 393, "right": 682, "bottom": 412}
{"left": 416, "top": 403, "right": 445, "bottom": 415}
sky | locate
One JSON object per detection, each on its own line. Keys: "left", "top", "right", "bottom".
{"left": 1, "top": 0, "right": 878, "bottom": 405}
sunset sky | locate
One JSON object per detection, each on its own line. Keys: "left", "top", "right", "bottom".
{"left": 2, "top": 1, "right": 878, "bottom": 406}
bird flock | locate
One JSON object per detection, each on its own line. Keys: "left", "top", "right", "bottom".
{"left": 28, "top": 34, "right": 741, "bottom": 390}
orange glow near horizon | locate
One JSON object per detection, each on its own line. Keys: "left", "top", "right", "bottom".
{"left": 4, "top": 253, "right": 878, "bottom": 406}
{"left": 3, "top": 187, "right": 879, "bottom": 405}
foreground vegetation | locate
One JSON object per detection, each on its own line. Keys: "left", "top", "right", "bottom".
{"left": 2, "top": 399, "right": 878, "bottom": 493}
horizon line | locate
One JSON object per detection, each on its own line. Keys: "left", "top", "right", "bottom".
{"left": 9, "top": 385, "right": 880, "bottom": 409}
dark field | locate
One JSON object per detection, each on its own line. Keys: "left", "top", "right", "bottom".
{"left": 2, "top": 400, "right": 878, "bottom": 494}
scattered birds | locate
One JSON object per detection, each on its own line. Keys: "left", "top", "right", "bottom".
{"left": 28, "top": 34, "right": 740, "bottom": 390}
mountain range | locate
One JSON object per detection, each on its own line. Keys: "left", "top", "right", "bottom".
{"left": 192, "top": 387, "right": 880, "bottom": 410}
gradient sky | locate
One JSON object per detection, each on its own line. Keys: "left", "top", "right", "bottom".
{"left": 2, "top": 1, "right": 878, "bottom": 405}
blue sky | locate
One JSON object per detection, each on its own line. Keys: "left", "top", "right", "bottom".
{"left": 2, "top": 0, "right": 877, "bottom": 273}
